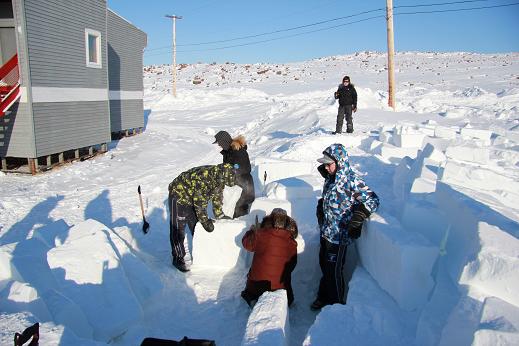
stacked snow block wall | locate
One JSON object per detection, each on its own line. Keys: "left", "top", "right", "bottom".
{"left": 0, "top": 219, "right": 162, "bottom": 343}
{"left": 241, "top": 290, "right": 289, "bottom": 346}
{"left": 370, "top": 121, "right": 519, "bottom": 343}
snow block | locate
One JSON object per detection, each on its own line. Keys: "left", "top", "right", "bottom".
{"left": 304, "top": 268, "right": 412, "bottom": 346}
{"left": 248, "top": 197, "right": 292, "bottom": 221}
{"left": 264, "top": 176, "right": 315, "bottom": 200}
{"left": 472, "top": 296, "right": 519, "bottom": 346}
{"left": 460, "top": 128, "right": 492, "bottom": 145}
{"left": 41, "top": 288, "right": 94, "bottom": 340}
{"left": 460, "top": 222, "right": 519, "bottom": 308}
{"left": 252, "top": 157, "right": 313, "bottom": 190}
{"left": 0, "top": 243, "right": 21, "bottom": 292}
{"left": 439, "top": 161, "right": 519, "bottom": 209}
{"left": 0, "top": 281, "right": 51, "bottom": 321}
{"left": 445, "top": 145, "right": 490, "bottom": 165}
{"left": 356, "top": 214, "right": 439, "bottom": 311}
{"left": 47, "top": 219, "right": 142, "bottom": 342}
{"left": 401, "top": 200, "right": 449, "bottom": 247}
{"left": 242, "top": 290, "right": 289, "bottom": 346}
{"left": 192, "top": 219, "right": 249, "bottom": 269}
{"left": 434, "top": 126, "right": 458, "bottom": 139}
{"left": 392, "top": 156, "right": 414, "bottom": 202}
{"left": 393, "top": 133, "right": 426, "bottom": 148}
{"left": 373, "top": 143, "right": 420, "bottom": 164}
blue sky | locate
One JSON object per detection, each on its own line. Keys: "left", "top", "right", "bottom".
{"left": 106, "top": 0, "right": 519, "bottom": 66}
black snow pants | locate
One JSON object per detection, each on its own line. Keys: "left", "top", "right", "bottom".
{"left": 168, "top": 193, "right": 198, "bottom": 265}
{"left": 234, "top": 173, "right": 255, "bottom": 218}
{"left": 336, "top": 104, "right": 353, "bottom": 133}
{"left": 316, "top": 236, "right": 348, "bottom": 305}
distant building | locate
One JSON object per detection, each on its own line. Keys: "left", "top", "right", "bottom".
{"left": 0, "top": 0, "right": 147, "bottom": 174}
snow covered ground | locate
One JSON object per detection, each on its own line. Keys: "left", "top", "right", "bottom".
{"left": 1, "top": 51, "right": 519, "bottom": 345}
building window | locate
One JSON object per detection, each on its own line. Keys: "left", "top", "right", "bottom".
{"left": 85, "top": 29, "right": 101, "bottom": 68}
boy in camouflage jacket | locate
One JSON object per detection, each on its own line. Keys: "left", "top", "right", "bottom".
{"left": 168, "top": 163, "right": 236, "bottom": 272}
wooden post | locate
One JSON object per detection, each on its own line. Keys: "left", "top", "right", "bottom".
{"left": 28, "top": 158, "right": 37, "bottom": 175}
{"left": 75, "top": 149, "right": 80, "bottom": 159}
{"left": 89, "top": 146, "right": 94, "bottom": 155}
{"left": 58, "top": 152, "right": 64, "bottom": 163}
{"left": 166, "top": 15, "right": 182, "bottom": 97}
{"left": 101, "top": 143, "right": 107, "bottom": 152}
{"left": 46, "top": 155, "right": 52, "bottom": 167}
{"left": 386, "top": 0, "right": 396, "bottom": 110}
{"left": 1, "top": 158, "right": 6, "bottom": 171}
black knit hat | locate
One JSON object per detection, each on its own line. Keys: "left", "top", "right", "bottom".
{"left": 213, "top": 130, "right": 232, "bottom": 150}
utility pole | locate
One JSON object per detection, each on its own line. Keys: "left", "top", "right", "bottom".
{"left": 386, "top": 0, "right": 395, "bottom": 110}
{"left": 165, "top": 14, "right": 182, "bottom": 97}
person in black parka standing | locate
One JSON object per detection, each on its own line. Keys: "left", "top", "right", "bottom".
{"left": 213, "top": 130, "right": 255, "bottom": 218}
{"left": 334, "top": 75, "right": 358, "bottom": 134}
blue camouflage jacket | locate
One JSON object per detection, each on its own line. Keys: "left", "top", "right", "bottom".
{"left": 320, "top": 144, "right": 380, "bottom": 244}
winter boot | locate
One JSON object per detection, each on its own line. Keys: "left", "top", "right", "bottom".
{"left": 346, "top": 126, "right": 354, "bottom": 133}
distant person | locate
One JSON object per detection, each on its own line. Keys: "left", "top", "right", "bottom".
{"left": 311, "top": 143, "right": 379, "bottom": 310}
{"left": 168, "top": 163, "right": 236, "bottom": 272}
{"left": 213, "top": 130, "right": 255, "bottom": 218}
{"left": 241, "top": 208, "right": 298, "bottom": 307}
{"left": 333, "top": 75, "right": 357, "bottom": 134}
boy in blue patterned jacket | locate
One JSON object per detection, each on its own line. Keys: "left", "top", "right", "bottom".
{"left": 311, "top": 143, "right": 379, "bottom": 310}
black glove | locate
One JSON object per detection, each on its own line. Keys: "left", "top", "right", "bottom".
{"left": 334, "top": 91, "right": 339, "bottom": 99}
{"left": 202, "top": 219, "right": 214, "bottom": 233}
{"left": 316, "top": 198, "right": 324, "bottom": 227}
{"left": 342, "top": 204, "right": 371, "bottom": 240}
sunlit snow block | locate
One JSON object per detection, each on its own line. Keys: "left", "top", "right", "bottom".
{"left": 373, "top": 143, "right": 420, "bottom": 164}
{"left": 439, "top": 161, "right": 519, "bottom": 209}
{"left": 264, "top": 176, "right": 315, "bottom": 200}
{"left": 460, "top": 128, "right": 492, "bottom": 145}
{"left": 460, "top": 222, "right": 519, "bottom": 308}
{"left": 434, "top": 126, "right": 458, "bottom": 139}
{"left": 393, "top": 133, "right": 426, "bottom": 148}
{"left": 192, "top": 220, "right": 248, "bottom": 269}
{"left": 445, "top": 145, "right": 490, "bottom": 165}
{"left": 242, "top": 290, "right": 289, "bottom": 346}
{"left": 356, "top": 214, "right": 439, "bottom": 311}
{"left": 248, "top": 197, "right": 292, "bottom": 221}
{"left": 472, "top": 296, "right": 519, "bottom": 346}
{"left": 252, "top": 157, "right": 313, "bottom": 190}
{"left": 47, "top": 219, "right": 143, "bottom": 342}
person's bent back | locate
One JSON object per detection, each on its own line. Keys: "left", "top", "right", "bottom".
{"left": 241, "top": 208, "right": 298, "bottom": 307}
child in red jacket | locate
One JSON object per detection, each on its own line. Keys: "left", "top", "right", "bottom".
{"left": 241, "top": 208, "right": 298, "bottom": 307}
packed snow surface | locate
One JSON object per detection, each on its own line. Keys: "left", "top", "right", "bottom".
{"left": 1, "top": 51, "right": 519, "bottom": 345}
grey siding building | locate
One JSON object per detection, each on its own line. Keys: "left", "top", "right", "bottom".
{"left": 0, "top": 0, "right": 146, "bottom": 173}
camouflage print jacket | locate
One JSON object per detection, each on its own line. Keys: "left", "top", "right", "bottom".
{"left": 168, "top": 163, "right": 236, "bottom": 226}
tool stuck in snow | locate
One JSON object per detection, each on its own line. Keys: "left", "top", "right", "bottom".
{"left": 138, "top": 185, "right": 150, "bottom": 234}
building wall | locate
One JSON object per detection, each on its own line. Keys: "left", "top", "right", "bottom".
{"left": 107, "top": 9, "right": 146, "bottom": 132}
{"left": 0, "top": 0, "right": 36, "bottom": 158}
{"left": 23, "top": 0, "right": 110, "bottom": 157}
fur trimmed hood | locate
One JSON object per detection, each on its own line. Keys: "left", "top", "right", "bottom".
{"left": 231, "top": 135, "right": 247, "bottom": 151}
{"left": 260, "top": 211, "right": 298, "bottom": 239}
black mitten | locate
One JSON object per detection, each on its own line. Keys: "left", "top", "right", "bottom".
{"left": 316, "top": 198, "right": 324, "bottom": 227}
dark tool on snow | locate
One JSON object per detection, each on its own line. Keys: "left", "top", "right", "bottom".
{"left": 262, "top": 170, "right": 268, "bottom": 196}
{"left": 138, "top": 185, "right": 150, "bottom": 234}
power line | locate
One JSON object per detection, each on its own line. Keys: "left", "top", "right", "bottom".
{"left": 144, "top": 1, "right": 518, "bottom": 57}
